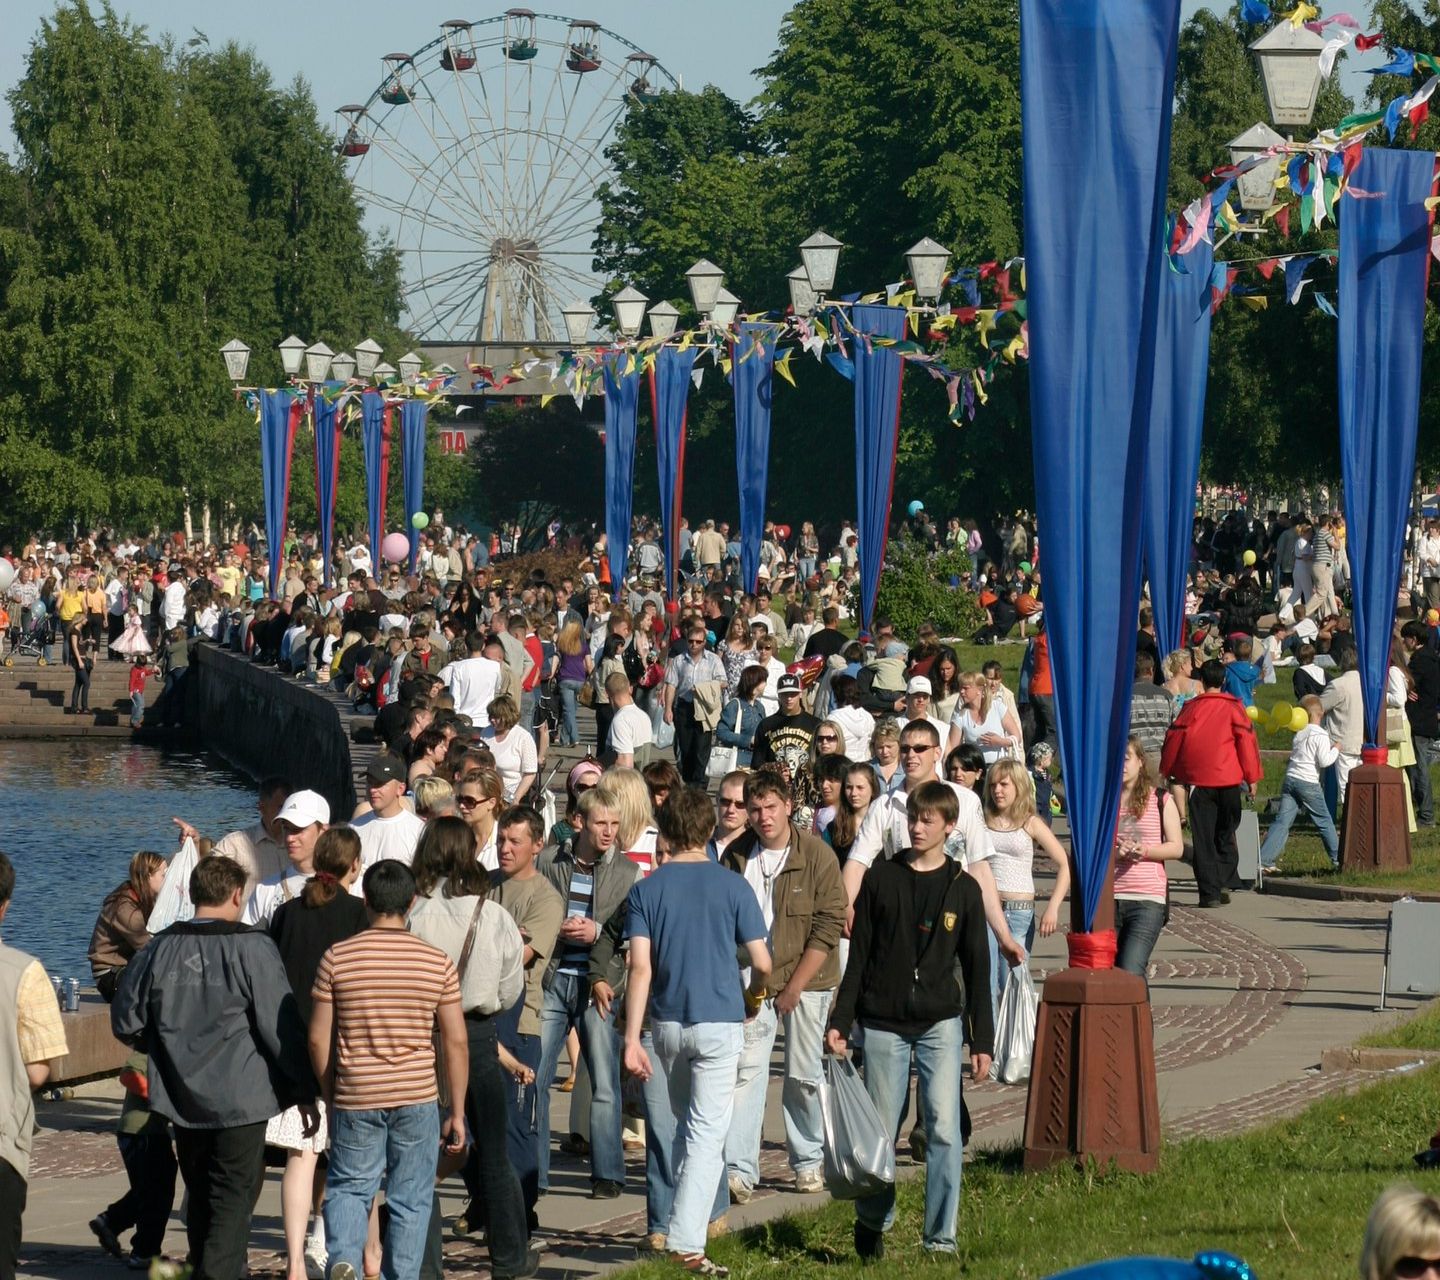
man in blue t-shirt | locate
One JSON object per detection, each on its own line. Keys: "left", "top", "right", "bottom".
{"left": 623, "top": 787, "right": 771, "bottom": 1278}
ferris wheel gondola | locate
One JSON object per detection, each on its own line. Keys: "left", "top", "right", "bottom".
{"left": 340, "top": 14, "right": 680, "bottom": 346}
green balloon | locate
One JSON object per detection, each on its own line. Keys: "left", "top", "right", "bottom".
{"left": 411, "top": 512, "right": 430, "bottom": 530}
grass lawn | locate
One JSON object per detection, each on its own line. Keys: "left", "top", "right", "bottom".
{"left": 1360, "top": 1000, "right": 1440, "bottom": 1050}
{"left": 621, "top": 1066, "right": 1440, "bottom": 1280}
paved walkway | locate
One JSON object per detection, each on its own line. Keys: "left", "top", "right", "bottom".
{"left": 18, "top": 856, "right": 1429, "bottom": 1279}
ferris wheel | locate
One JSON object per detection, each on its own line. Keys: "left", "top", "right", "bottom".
{"left": 339, "top": 11, "right": 679, "bottom": 346}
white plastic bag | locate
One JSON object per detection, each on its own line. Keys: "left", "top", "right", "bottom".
{"left": 819, "top": 1055, "right": 895, "bottom": 1199}
{"left": 649, "top": 697, "right": 675, "bottom": 751}
{"left": 991, "top": 964, "right": 1039, "bottom": 1085}
{"left": 147, "top": 837, "right": 199, "bottom": 934}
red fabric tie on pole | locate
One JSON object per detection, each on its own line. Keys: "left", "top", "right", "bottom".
{"left": 1361, "top": 746, "right": 1389, "bottom": 766}
{"left": 1066, "top": 930, "right": 1118, "bottom": 970}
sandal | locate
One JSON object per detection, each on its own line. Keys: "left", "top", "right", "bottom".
{"left": 670, "top": 1253, "right": 729, "bottom": 1277}
{"left": 558, "top": 1074, "right": 575, "bottom": 1093}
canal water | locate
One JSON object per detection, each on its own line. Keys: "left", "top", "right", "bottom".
{"left": 0, "top": 739, "right": 257, "bottom": 978}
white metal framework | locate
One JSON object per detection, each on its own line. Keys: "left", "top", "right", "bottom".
{"left": 340, "top": 12, "right": 677, "bottom": 345}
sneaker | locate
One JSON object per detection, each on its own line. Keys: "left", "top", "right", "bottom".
{"left": 89, "top": 1214, "right": 124, "bottom": 1260}
{"left": 669, "top": 1252, "right": 729, "bottom": 1277}
{"left": 854, "top": 1222, "right": 885, "bottom": 1262}
{"left": 495, "top": 1245, "right": 543, "bottom": 1280}
{"left": 909, "top": 1126, "right": 928, "bottom": 1165}
{"left": 303, "top": 1235, "right": 328, "bottom": 1279}
{"left": 793, "top": 1167, "right": 825, "bottom": 1194}
{"left": 727, "top": 1174, "right": 752, "bottom": 1204}
{"left": 707, "top": 1216, "right": 729, "bottom": 1240}
{"left": 590, "top": 1178, "right": 624, "bottom": 1199}
{"left": 638, "top": 1233, "right": 668, "bottom": 1253}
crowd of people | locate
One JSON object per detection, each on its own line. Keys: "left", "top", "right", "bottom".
{"left": 5, "top": 495, "right": 1440, "bottom": 1280}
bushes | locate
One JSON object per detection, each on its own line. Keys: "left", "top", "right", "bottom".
{"left": 857, "top": 536, "right": 986, "bottom": 640}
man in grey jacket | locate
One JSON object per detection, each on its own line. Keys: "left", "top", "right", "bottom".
{"left": 534, "top": 791, "right": 639, "bottom": 1197}
{"left": 112, "top": 855, "right": 316, "bottom": 1280}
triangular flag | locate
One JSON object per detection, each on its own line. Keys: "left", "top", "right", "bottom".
{"left": 774, "top": 350, "right": 796, "bottom": 387}
{"left": 691, "top": 366, "right": 704, "bottom": 390}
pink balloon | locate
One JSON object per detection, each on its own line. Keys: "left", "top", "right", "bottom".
{"left": 382, "top": 531, "right": 411, "bottom": 564}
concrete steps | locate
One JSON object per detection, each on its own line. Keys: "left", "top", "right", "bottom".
{"left": 0, "top": 660, "right": 144, "bottom": 733}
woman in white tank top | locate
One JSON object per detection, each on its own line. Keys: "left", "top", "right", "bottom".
{"left": 982, "top": 760, "right": 1071, "bottom": 1019}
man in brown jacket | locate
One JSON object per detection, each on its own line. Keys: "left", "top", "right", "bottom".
{"left": 721, "top": 770, "right": 847, "bottom": 1200}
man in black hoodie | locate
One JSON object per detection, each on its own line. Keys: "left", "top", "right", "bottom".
{"left": 826, "top": 781, "right": 992, "bottom": 1261}
{"left": 1403, "top": 620, "right": 1440, "bottom": 826}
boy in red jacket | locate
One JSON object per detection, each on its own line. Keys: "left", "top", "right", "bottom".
{"left": 1159, "top": 658, "right": 1262, "bottom": 908}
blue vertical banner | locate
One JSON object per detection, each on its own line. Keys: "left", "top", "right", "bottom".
{"left": 1142, "top": 240, "right": 1214, "bottom": 658}
{"left": 731, "top": 322, "right": 779, "bottom": 594}
{"left": 851, "top": 303, "right": 907, "bottom": 637}
{"left": 1338, "top": 147, "right": 1436, "bottom": 746}
{"left": 603, "top": 353, "right": 641, "bottom": 602}
{"left": 650, "top": 344, "right": 697, "bottom": 601}
{"left": 400, "top": 399, "right": 429, "bottom": 574}
{"left": 360, "top": 390, "right": 392, "bottom": 576}
{"left": 312, "top": 394, "right": 342, "bottom": 588}
{"left": 1022, "top": 0, "right": 1182, "bottom": 932}
{"left": 259, "top": 390, "right": 296, "bottom": 600}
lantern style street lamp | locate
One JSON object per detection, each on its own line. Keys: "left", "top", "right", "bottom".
{"left": 1227, "top": 122, "right": 1287, "bottom": 211}
{"left": 905, "top": 237, "right": 952, "bottom": 303}
{"left": 561, "top": 300, "right": 595, "bottom": 346}
{"left": 799, "top": 230, "right": 842, "bottom": 297}
{"left": 685, "top": 258, "right": 725, "bottom": 316}
{"left": 353, "top": 337, "right": 383, "bottom": 380}
{"left": 647, "top": 300, "right": 680, "bottom": 340}
{"left": 1249, "top": 21, "right": 1325, "bottom": 128}
{"left": 373, "top": 362, "right": 397, "bottom": 385}
{"left": 787, "top": 266, "right": 817, "bottom": 315}
{"left": 711, "top": 288, "right": 740, "bottom": 329}
{"left": 612, "top": 285, "right": 648, "bottom": 338}
{"left": 397, "top": 351, "right": 423, "bottom": 384}
{"left": 304, "top": 341, "right": 334, "bottom": 383}
{"left": 330, "top": 351, "right": 358, "bottom": 384}
{"left": 278, "top": 335, "right": 307, "bottom": 378}
{"left": 220, "top": 338, "right": 251, "bottom": 384}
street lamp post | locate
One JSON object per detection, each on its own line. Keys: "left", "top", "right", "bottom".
{"left": 561, "top": 300, "right": 596, "bottom": 347}
{"left": 330, "top": 350, "right": 358, "bottom": 384}
{"left": 220, "top": 339, "right": 251, "bottom": 384}
{"left": 1227, "top": 123, "right": 1287, "bottom": 212}
{"left": 786, "top": 266, "right": 817, "bottom": 315}
{"left": 647, "top": 300, "right": 680, "bottom": 340}
{"left": 905, "top": 237, "right": 952, "bottom": 304}
{"left": 353, "top": 337, "right": 383, "bottom": 381}
{"left": 612, "top": 285, "right": 648, "bottom": 339}
{"left": 685, "top": 258, "right": 725, "bottom": 317}
{"left": 278, "top": 335, "right": 307, "bottom": 379}
{"left": 1249, "top": 21, "right": 1325, "bottom": 128}
{"left": 397, "top": 351, "right": 423, "bottom": 385}
{"left": 710, "top": 288, "right": 740, "bottom": 330}
{"left": 799, "top": 231, "right": 843, "bottom": 299}
{"left": 303, "top": 342, "right": 334, "bottom": 384}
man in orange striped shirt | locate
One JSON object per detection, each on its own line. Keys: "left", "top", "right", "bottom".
{"left": 310, "top": 860, "right": 469, "bottom": 1280}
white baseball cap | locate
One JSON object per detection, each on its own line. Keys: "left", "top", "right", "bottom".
{"left": 906, "top": 676, "right": 932, "bottom": 696}
{"left": 275, "top": 789, "right": 330, "bottom": 829}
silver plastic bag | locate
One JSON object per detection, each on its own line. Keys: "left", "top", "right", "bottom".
{"left": 819, "top": 1054, "right": 895, "bottom": 1199}
{"left": 990, "top": 964, "right": 1039, "bottom": 1085}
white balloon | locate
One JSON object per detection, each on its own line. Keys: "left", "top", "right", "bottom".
{"left": 0, "top": 560, "right": 13, "bottom": 593}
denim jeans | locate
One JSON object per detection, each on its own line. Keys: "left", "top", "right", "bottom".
{"left": 640, "top": 1029, "right": 727, "bottom": 1237}
{"left": 987, "top": 903, "right": 1035, "bottom": 1023}
{"left": 519, "top": 689, "right": 538, "bottom": 740}
{"left": 1114, "top": 899, "right": 1167, "bottom": 981}
{"left": 724, "top": 988, "right": 828, "bottom": 1191}
{"left": 1411, "top": 735, "right": 1435, "bottom": 826}
{"left": 130, "top": 690, "right": 145, "bottom": 727}
{"left": 558, "top": 679, "right": 584, "bottom": 746}
{"left": 797, "top": 557, "right": 817, "bottom": 583}
{"left": 652, "top": 1020, "right": 744, "bottom": 1256}
{"left": 496, "top": 1001, "right": 542, "bottom": 1213}
{"left": 1260, "top": 776, "right": 1339, "bottom": 867}
{"left": 535, "top": 971, "right": 624, "bottom": 1190}
{"left": 858, "top": 1017, "right": 967, "bottom": 1252}
{"left": 325, "top": 1103, "right": 439, "bottom": 1280}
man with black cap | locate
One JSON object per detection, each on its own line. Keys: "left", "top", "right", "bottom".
{"left": 751, "top": 673, "right": 820, "bottom": 775}
{"left": 354, "top": 753, "right": 426, "bottom": 874}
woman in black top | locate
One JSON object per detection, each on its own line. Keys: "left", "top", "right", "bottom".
{"left": 268, "top": 827, "right": 367, "bottom": 1280}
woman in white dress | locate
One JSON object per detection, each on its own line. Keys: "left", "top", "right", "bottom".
{"left": 948, "top": 670, "right": 1023, "bottom": 764}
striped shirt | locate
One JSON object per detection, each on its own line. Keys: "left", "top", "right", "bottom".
{"left": 1311, "top": 529, "right": 1334, "bottom": 566}
{"left": 312, "top": 928, "right": 460, "bottom": 1111}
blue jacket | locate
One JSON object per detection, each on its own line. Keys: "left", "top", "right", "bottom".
{"left": 1223, "top": 660, "right": 1261, "bottom": 707}
{"left": 714, "top": 696, "right": 763, "bottom": 764}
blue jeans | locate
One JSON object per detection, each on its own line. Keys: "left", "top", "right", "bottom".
{"left": 858, "top": 1017, "right": 967, "bottom": 1252}
{"left": 988, "top": 903, "right": 1035, "bottom": 1024}
{"left": 798, "top": 557, "right": 817, "bottom": 583}
{"left": 496, "top": 1001, "right": 541, "bottom": 1213}
{"left": 535, "top": 971, "right": 624, "bottom": 1190}
{"left": 325, "top": 1102, "right": 439, "bottom": 1280}
{"left": 640, "top": 1029, "right": 728, "bottom": 1237}
{"left": 558, "top": 679, "right": 584, "bottom": 746}
{"left": 1115, "top": 899, "right": 1166, "bottom": 981}
{"left": 1260, "top": 775, "right": 1339, "bottom": 867}
{"left": 130, "top": 690, "right": 145, "bottom": 727}
{"left": 652, "top": 1020, "right": 743, "bottom": 1256}
{"left": 520, "top": 689, "right": 538, "bottom": 740}
{"left": 724, "top": 988, "right": 828, "bottom": 1190}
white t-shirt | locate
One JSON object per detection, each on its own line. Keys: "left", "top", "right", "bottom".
{"left": 242, "top": 866, "right": 308, "bottom": 927}
{"left": 1287, "top": 723, "right": 1340, "bottom": 785}
{"left": 483, "top": 725, "right": 538, "bottom": 800}
{"left": 741, "top": 843, "right": 789, "bottom": 983}
{"left": 439, "top": 655, "right": 504, "bottom": 725}
{"left": 353, "top": 808, "right": 427, "bottom": 877}
{"left": 608, "top": 704, "right": 653, "bottom": 758}
{"left": 848, "top": 781, "right": 994, "bottom": 871}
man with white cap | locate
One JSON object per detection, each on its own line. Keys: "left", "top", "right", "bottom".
{"left": 172, "top": 777, "right": 292, "bottom": 900}
{"left": 353, "top": 753, "right": 426, "bottom": 875}
{"left": 903, "top": 676, "right": 950, "bottom": 750}
{"left": 243, "top": 790, "right": 330, "bottom": 927}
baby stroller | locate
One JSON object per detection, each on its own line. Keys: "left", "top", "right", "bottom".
{"left": 4, "top": 612, "right": 57, "bottom": 666}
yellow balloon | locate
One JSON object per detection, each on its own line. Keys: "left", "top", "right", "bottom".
{"left": 1243, "top": 549, "right": 1257, "bottom": 566}
{"left": 1289, "top": 706, "right": 1310, "bottom": 733}
{"left": 1246, "top": 704, "right": 1262, "bottom": 722}
{"left": 1268, "top": 701, "right": 1293, "bottom": 732}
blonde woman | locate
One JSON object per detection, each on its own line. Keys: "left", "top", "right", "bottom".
{"left": 948, "top": 670, "right": 1023, "bottom": 764}
{"left": 1360, "top": 1184, "right": 1440, "bottom": 1280}
{"left": 83, "top": 572, "right": 107, "bottom": 646}
{"left": 483, "top": 694, "right": 538, "bottom": 804}
{"left": 869, "top": 719, "right": 904, "bottom": 795}
{"left": 412, "top": 774, "right": 456, "bottom": 820}
{"left": 456, "top": 768, "right": 505, "bottom": 870}
{"left": 592, "top": 767, "right": 657, "bottom": 876}
{"left": 982, "top": 759, "right": 1071, "bottom": 1015}
{"left": 1161, "top": 649, "right": 1202, "bottom": 709}
{"left": 716, "top": 614, "right": 756, "bottom": 697}
{"left": 555, "top": 620, "right": 593, "bottom": 747}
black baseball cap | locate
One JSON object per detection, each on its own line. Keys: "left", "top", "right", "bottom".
{"left": 778, "top": 673, "right": 802, "bottom": 695}
{"left": 366, "top": 753, "right": 406, "bottom": 785}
